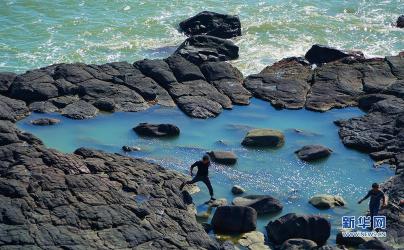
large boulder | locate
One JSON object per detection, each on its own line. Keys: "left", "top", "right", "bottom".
{"left": 295, "top": 145, "right": 332, "bottom": 161}
{"left": 133, "top": 123, "right": 180, "bottom": 137}
{"left": 0, "top": 72, "right": 17, "bottom": 94}
{"left": 211, "top": 205, "right": 257, "bottom": 233}
{"left": 233, "top": 195, "right": 283, "bottom": 215}
{"left": 207, "top": 151, "right": 237, "bottom": 165}
{"left": 179, "top": 11, "right": 241, "bottom": 39}
{"left": 174, "top": 35, "right": 239, "bottom": 65}
{"left": 0, "top": 95, "right": 29, "bottom": 122}
{"left": 309, "top": 195, "right": 345, "bottom": 209}
{"left": 396, "top": 15, "right": 404, "bottom": 28}
{"left": 335, "top": 231, "right": 368, "bottom": 247}
{"left": 30, "top": 118, "right": 60, "bottom": 126}
{"left": 266, "top": 213, "right": 331, "bottom": 246}
{"left": 61, "top": 100, "right": 98, "bottom": 119}
{"left": 305, "top": 44, "right": 363, "bottom": 65}
{"left": 241, "top": 129, "right": 285, "bottom": 147}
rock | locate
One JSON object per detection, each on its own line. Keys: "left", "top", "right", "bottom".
{"left": 221, "top": 240, "right": 237, "bottom": 250}
{"left": 0, "top": 72, "right": 17, "bottom": 94}
{"left": 202, "top": 222, "right": 213, "bottom": 233}
{"left": 241, "top": 129, "right": 285, "bottom": 148}
{"left": 280, "top": 238, "right": 318, "bottom": 250}
{"left": 309, "top": 195, "right": 345, "bottom": 209}
{"left": 357, "top": 94, "right": 392, "bottom": 111}
{"left": 295, "top": 145, "right": 332, "bottom": 161}
{"left": 233, "top": 195, "right": 283, "bottom": 215}
{"left": 133, "top": 123, "right": 180, "bottom": 137}
{"left": 29, "top": 101, "right": 59, "bottom": 113}
{"left": 231, "top": 185, "right": 245, "bottom": 195}
{"left": 165, "top": 54, "right": 206, "bottom": 82}
{"left": 0, "top": 95, "right": 29, "bottom": 122}
{"left": 335, "top": 231, "right": 368, "bottom": 247}
{"left": 174, "top": 35, "right": 239, "bottom": 65}
{"left": 211, "top": 205, "right": 257, "bottom": 233}
{"left": 358, "top": 239, "right": 391, "bottom": 249}
{"left": 93, "top": 98, "right": 116, "bottom": 112}
{"left": 121, "top": 145, "right": 141, "bottom": 152}
{"left": 175, "top": 95, "right": 223, "bottom": 119}
{"left": 61, "top": 100, "right": 99, "bottom": 119}
{"left": 183, "top": 184, "right": 200, "bottom": 194}
{"left": 179, "top": 11, "right": 241, "bottom": 39}
{"left": 49, "top": 95, "right": 79, "bottom": 108}
{"left": 206, "top": 198, "right": 228, "bottom": 207}
{"left": 207, "top": 151, "right": 237, "bottom": 165}
{"left": 239, "top": 231, "right": 270, "bottom": 250}
{"left": 244, "top": 57, "right": 312, "bottom": 109}
{"left": 30, "top": 118, "right": 60, "bottom": 126}
{"left": 385, "top": 54, "right": 404, "bottom": 79}
{"left": 396, "top": 15, "right": 404, "bottom": 28}
{"left": 266, "top": 213, "right": 331, "bottom": 246}
{"left": 304, "top": 44, "right": 362, "bottom": 65}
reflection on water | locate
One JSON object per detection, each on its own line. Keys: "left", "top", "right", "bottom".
{"left": 17, "top": 98, "right": 393, "bottom": 242}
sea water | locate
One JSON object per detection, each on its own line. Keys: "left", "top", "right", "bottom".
{"left": 1, "top": 0, "right": 403, "bottom": 75}
{"left": 17, "top": 99, "right": 394, "bottom": 243}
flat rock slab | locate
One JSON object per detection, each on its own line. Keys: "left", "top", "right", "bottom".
{"left": 30, "top": 118, "right": 60, "bottom": 126}
{"left": 241, "top": 129, "right": 285, "bottom": 148}
{"left": 239, "top": 231, "right": 270, "bottom": 250}
{"left": 207, "top": 151, "right": 237, "bottom": 165}
{"left": 133, "top": 123, "right": 180, "bottom": 137}
{"left": 211, "top": 205, "right": 257, "bottom": 233}
{"left": 179, "top": 11, "right": 241, "bottom": 39}
{"left": 295, "top": 145, "right": 332, "bottom": 161}
{"left": 233, "top": 195, "right": 283, "bottom": 215}
{"left": 309, "top": 194, "right": 345, "bottom": 209}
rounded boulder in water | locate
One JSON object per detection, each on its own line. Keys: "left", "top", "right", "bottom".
{"left": 241, "top": 128, "right": 285, "bottom": 148}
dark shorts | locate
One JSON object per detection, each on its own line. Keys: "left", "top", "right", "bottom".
{"left": 186, "top": 175, "right": 214, "bottom": 196}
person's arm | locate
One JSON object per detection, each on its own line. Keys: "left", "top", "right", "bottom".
{"left": 358, "top": 191, "right": 370, "bottom": 204}
{"left": 190, "top": 162, "right": 197, "bottom": 176}
{"left": 382, "top": 192, "right": 387, "bottom": 207}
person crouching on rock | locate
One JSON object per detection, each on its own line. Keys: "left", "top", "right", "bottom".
{"left": 180, "top": 154, "right": 216, "bottom": 201}
{"left": 358, "top": 182, "right": 386, "bottom": 228}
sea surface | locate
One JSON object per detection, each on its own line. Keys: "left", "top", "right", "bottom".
{"left": 17, "top": 99, "right": 394, "bottom": 243}
{"left": 1, "top": 0, "right": 403, "bottom": 75}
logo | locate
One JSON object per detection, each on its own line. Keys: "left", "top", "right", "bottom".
{"left": 341, "top": 216, "right": 386, "bottom": 238}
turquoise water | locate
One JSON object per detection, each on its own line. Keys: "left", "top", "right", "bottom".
{"left": 17, "top": 99, "right": 394, "bottom": 243}
{"left": 1, "top": 0, "right": 403, "bottom": 75}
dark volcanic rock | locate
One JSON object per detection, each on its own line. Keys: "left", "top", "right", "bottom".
{"left": 133, "top": 123, "right": 180, "bottom": 137}
{"left": 295, "top": 145, "right": 332, "bottom": 161}
{"left": 232, "top": 195, "right": 283, "bottom": 215}
{"left": 0, "top": 121, "right": 219, "bottom": 249}
{"left": 357, "top": 58, "right": 397, "bottom": 93}
{"left": 29, "top": 101, "right": 59, "bottom": 113}
{"left": 396, "top": 15, "right": 404, "bottom": 28}
{"left": 176, "top": 95, "right": 223, "bottom": 119}
{"left": 175, "top": 35, "right": 239, "bottom": 65}
{"left": 280, "top": 238, "right": 318, "bottom": 250}
{"left": 241, "top": 128, "right": 285, "bottom": 147}
{"left": 211, "top": 206, "right": 257, "bottom": 233}
{"left": 61, "top": 100, "right": 99, "bottom": 119}
{"left": 30, "top": 118, "right": 60, "bottom": 126}
{"left": 134, "top": 59, "right": 177, "bottom": 88}
{"left": 358, "top": 239, "right": 391, "bottom": 249}
{"left": 0, "top": 72, "right": 17, "bottom": 94}
{"left": 122, "top": 145, "right": 141, "bottom": 152}
{"left": 266, "top": 213, "right": 331, "bottom": 246}
{"left": 386, "top": 54, "right": 404, "bottom": 79}
{"left": 244, "top": 57, "right": 312, "bottom": 109}
{"left": 335, "top": 231, "right": 367, "bottom": 247}
{"left": 305, "top": 44, "right": 363, "bottom": 65}
{"left": 179, "top": 11, "right": 241, "bottom": 39}
{"left": 0, "top": 95, "right": 29, "bottom": 122}
{"left": 207, "top": 151, "right": 237, "bottom": 165}
{"left": 165, "top": 55, "right": 206, "bottom": 82}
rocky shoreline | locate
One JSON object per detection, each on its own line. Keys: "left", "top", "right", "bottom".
{"left": 1, "top": 11, "right": 403, "bottom": 249}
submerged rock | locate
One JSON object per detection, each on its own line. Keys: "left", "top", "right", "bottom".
{"left": 175, "top": 35, "right": 239, "bottom": 65}
{"left": 295, "top": 145, "right": 332, "bottom": 161}
{"left": 30, "top": 118, "right": 60, "bottom": 126}
{"left": 179, "top": 11, "right": 241, "bottom": 39}
{"left": 133, "top": 123, "right": 180, "bottom": 137}
{"left": 266, "top": 213, "right": 331, "bottom": 246}
{"left": 309, "top": 194, "right": 345, "bottom": 209}
{"left": 241, "top": 128, "right": 285, "bottom": 147}
{"left": 207, "top": 151, "right": 237, "bottom": 165}
{"left": 233, "top": 195, "right": 283, "bottom": 215}
{"left": 231, "top": 185, "right": 245, "bottom": 195}
{"left": 304, "top": 44, "right": 363, "bottom": 65}
{"left": 280, "top": 238, "right": 318, "bottom": 250}
{"left": 211, "top": 205, "right": 257, "bottom": 233}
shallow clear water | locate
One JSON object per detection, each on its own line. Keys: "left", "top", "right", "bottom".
{"left": 17, "top": 99, "right": 394, "bottom": 243}
{"left": 1, "top": 0, "right": 403, "bottom": 74}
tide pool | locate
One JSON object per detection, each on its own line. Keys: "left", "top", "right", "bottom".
{"left": 17, "top": 98, "right": 393, "bottom": 243}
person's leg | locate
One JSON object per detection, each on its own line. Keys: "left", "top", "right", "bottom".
{"left": 180, "top": 176, "right": 201, "bottom": 190}
{"left": 201, "top": 176, "right": 214, "bottom": 199}
{"left": 369, "top": 205, "right": 379, "bottom": 230}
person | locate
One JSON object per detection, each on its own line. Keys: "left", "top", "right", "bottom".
{"left": 358, "top": 183, "right": 386, "bottom": 228}
{"left": 180, "top": 154, "right": 216, "bottom": 201}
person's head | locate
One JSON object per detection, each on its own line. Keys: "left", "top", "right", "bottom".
{"left": 372, "top": 183, "right": 379, "bottom": 190}
{"left": 202, "top": 154, "right": 210, "bottom": 164}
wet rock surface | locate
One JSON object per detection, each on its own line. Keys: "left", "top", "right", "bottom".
{"left": 233, "top": 195, "right": 283, "bottom": 215}
{"left": 211, "top": 205, "right": 257, "bottom": 233}
{"left": 295, "top": 145, "right": 332, "bottom": 162}
{"left": 241, "top": 128, "right": 285, "bottom": 148}
{"left": 179, "top": 11, "right": 241, "bottom": 39}
{"left": 30, "top": 118, "right": 60, "bottom": 126}
{"left": 304, "top": 44, "right": 363, "bottom": 65}
{"left": 207, "top": 151, "right": 237, "bottom": 165}
{"left": 133, "top": 123, "right": 180, "bottom": 137}
{"left": 309, "top": 195, "right": 345, "bottom": 209}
